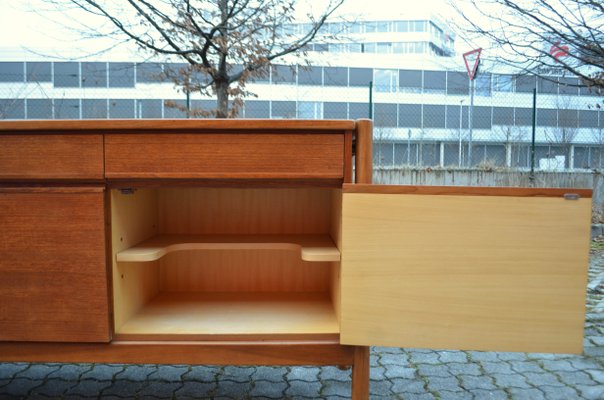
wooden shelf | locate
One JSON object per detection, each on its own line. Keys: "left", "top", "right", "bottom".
{"left": 116, "top": 234, "right": 340, "bottom": 263}
{"left": 116, "top": 292, "right": 339, "bottom": 340}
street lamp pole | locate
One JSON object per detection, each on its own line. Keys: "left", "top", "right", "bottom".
{"left": 459, "top": 100, "right": 464, "bottom": 167}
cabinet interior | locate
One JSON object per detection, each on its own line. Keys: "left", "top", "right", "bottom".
{"left": 111, "top": 187, "right": 342, "bottom": 340}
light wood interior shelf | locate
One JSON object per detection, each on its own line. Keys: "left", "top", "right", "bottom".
{"left": 116, "top": 292, "right": 339, "bottom": 339}
{"left": 116, "top": 234, "right": 340, "bottom": 263}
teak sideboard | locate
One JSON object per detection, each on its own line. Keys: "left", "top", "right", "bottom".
{"left": 0, "top": 119, "right": 593, "bottom": 399}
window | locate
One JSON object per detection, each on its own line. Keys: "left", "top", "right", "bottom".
{"left": 558, "top": 109, "right": 578, "bottom": 128}
{"left": 537, "top": 108, "right": 557, "bottom": 127}
{"left": 365, "top": 22, "right": 378, "bottom": 33}
{"left": 374, "top": 69, "right": 397, "bottom": 92}
{"left": 376, "top": 21, "right": 390, "bottom": 32}
{"left": 515, "top": 75, "right": 536, "bottom": 92}
{"left": 27, "top": 99, "right": 53, "bottom": 119}
{"left": 349, "top": 68, "right": 372, "bottom": 87}
{"left": 0, "top": 99, "right": 25, "bottom": 119}
{"left": 475, "top": 73, "right": 492, "bottom": 96}
{"left": 324, "top": 67, "right": 347, "bottom": 86}
{"left": 297, "top": 102, "right": 323, "bottom": 119}
{"left": 164, "top": 100, "right": 187, "bottom": 118}
{"left": 363, "top": 43, "right": 376, "bottom": 53}
{"left": 493, "top": 74, "right": 514, "bottom": 92}
{"left": 559, "top": 77, "right": 579, "bottom": 96}
{"left": 271, "top": 65, "right": 295, "bottom": 84}
{"left": 271, "top": 101, "right": 296, "bottom": 118}
{"left": 0, "top": 62, "right": 24, "bottom": 82}
{"left": 374, "top": 103, "right": 397, "bottom": 127}
{"left": 579, "top": 110, "right": 599, "bottom": 128}
{"left": 244, "top": 101, "right": 269, "bottom": 118}
{"left": 298, "top": 66, "right": 322, "bottom": 85}
{"left": 81, "top": 63, "right": 107, "bottom": 88}
{"left": 377, "top": 42, "right": 392, "bottom": 54}
{"left": 515, "top": 108, "right": 532, "bottom": 125}
{"left": 537, "top": 77, "right": 558, "bottom": 95}
{"left": 423, "top": 71, "right": 446, "bottom": 92}
{"left": 423, "top": 105, "right": 446, "bottom": 128}
{"left": 399, "top": 70, "right": 422, "bottom": 92}
{"left": 109, "top": 63, "right": 135, "bottom": 88}
{"left": 493, "top": 107, "right": 514, "bottom": 125}
{"left": 191, "top": 100, "right": 215, "bottom": 118}
{"left": 82, "top": 99, "right": 107, "bottom": 118}
{"left": 26, "top": 62, "right": 51, "bottom": 82}
{"left": 323, "top": 102, "right": 347, "bottom": 119}
{"left": 54, "top": 62, "right": 79, "bottom": 87}
{"left": 349, "top": 103, "right": 368, "bottom": 119}
{"left": 136, "top": 99, "right": 162, "bottom": 118}
{"left": 446, "top": 71, "right": 469, "bottom": 95}
{"left": 396, "top": 21, "right": 409, "bottom": 32}
{"left": 413, "top": 21, "right": 426, "bottom": 32}
{"left": 398, "top": 104, "right": 421, "bottom": 128}
{"left": 54, "top": 99, "right": 80, "bottom": 119}
{"left": 109, "top": 99, "right": 135, "bottom": 119}
{"left": 446, "top": 105, "right": 468, "bottom": 129}
{"left": 136, "top": 63, "right": 164, "bottom": 83}
{"left": 472, "top": 106, "right": 492, "bottom": 129}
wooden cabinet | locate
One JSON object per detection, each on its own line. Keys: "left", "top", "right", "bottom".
{"left": 0, "top": 119, "right": 592, "bottom": 399}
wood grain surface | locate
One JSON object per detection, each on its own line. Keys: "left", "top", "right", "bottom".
{"left": 0, "top": 135, "right": 104, "bottom": 180}
{"left": 340, "top": 191, "right": 591, "bottom": 353}
{"left": 0, "top": 187, "right": 110, "bottom": 342}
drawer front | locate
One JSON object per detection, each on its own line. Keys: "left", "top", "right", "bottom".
{"left": 105, "top": 133, "right": 344, "bottom": 180}
{"left": 0, "top": 134, "right": 104, "bottom": 180}
{"left": 0, "top": 187, "right": 110, "bottom": 342}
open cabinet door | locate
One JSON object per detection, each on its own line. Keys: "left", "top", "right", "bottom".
{"left": 340, "top": 184, "right": 591, "bottom": 354}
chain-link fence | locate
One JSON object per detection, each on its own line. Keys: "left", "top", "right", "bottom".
{"left": 1, "top": 61, "right": 602, "bottom": 172}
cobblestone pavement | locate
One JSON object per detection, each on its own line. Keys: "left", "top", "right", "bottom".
{"left": 2, "top": 245, "right": 604, "bottom": 400}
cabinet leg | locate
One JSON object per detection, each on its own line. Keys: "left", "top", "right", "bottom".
{"left": 351, "top": 346, "right": 370, "bottom": 400}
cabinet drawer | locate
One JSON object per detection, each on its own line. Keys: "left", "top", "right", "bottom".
{"left": 0, "top": 134, "right": 104, "bottom": 180}
{"left": 105, "top": 133, "right": 344, "bottom": 180}
{"left": 0, "top": 187, "right": 110, "bottom": 342}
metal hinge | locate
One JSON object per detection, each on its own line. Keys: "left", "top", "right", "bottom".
{"left": 119, "top": 188, "right": 137, "bottom": 195}
{"left": 563, "top": 193, "right": 580, "bottom": 200}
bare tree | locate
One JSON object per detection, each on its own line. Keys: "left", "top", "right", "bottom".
{"left": 44, "top": 0, "right": 343, "bottom": 117}
{"left": 452, "top": 0, "right": 604, "bottom": 92}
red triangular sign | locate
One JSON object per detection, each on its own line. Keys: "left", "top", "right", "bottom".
{"left": 463, "top": 48, "right": 482, "bottom": 80}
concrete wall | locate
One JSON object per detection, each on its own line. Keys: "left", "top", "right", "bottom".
{"left": 374, "top": 168, "right": 604, "bottom": 222}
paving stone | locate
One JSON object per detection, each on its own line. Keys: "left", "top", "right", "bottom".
{"left": 540, "top": 385, "right": 581, "bottom": 400}
{"left": 480, "top": 361, "right": 514, "bottom": 375}
{"left": 63, "top": 395, "right": 96, "bottom": 400}
{"left": 390, "top": 378, "right": 427, "bottom": 395}
{"left": 0, "top": 378, "right": 42, "bottom": 397}
{"left": 541, "top": 359, "right": 577, "bottom": 372}
{"left": 496, "top": 352, "right": 528, "bottom": 361}
{"left": 286, "top": 366, "right": 320, "bottom": 382}
{"left": 401, "top": 393, "right": 436, "bottom": 400}
{"left": 148, "top": 365, "right": 189, "bottom": 382}
{"left": 409, "top": 352, "right": 440, "bottom": 365}
{"left": 568, "top": 358, "right": 604, "bottom": 370}
{"left": 29, "top": 378, "right": 73, "bottom": 397}
{"left": 509, "top": 361, "right": 545, "bottom": 373}
{"left": 369, "top": 378, "right": 392, "bottom": 396}
{"left": 249, "top": 380, "right": 287, "bottom": 398}
{"left": 322, "top": 379, "right": 352, "bottom": 397}
{"left": 370, "top": 353, "right": 380, "bottom": 367}
{"left": 285, "top": 379, "right": 321, "bottom": 398}
{"left": 139, "top": 381, "right": 182, "bottom": 398}
{"left": 447, "top": 362, "right": 481, "bottom": 376}
{"left": 508, "top": 387, "right": 546, "bottom": 400}
{"left": 384, "top": 364, "right": 416, "bottom": 380}
{"left": 81, "top": 364, "right": 125, "bottom": 381}
{"left": 468, "top": 351, "right": 499, "bottom": 362}
{"left": 437, "top": 351, "right": 467, "bottom": 363}
{"left": 251, "top": 366, "right": 287, "bottom": 383}
{"left": 0, "top": 364, "right": 29, "bottom": 379}
{"left": 220, "top": 366, "right": 256, "bottom": 383}
{"left": 100, "top": 380, "right": 146, "bottom": 397}
{"left": 459, "top": 375, "right": 497, "bottom": 390}
{"left": 213, "top": 380, "right": 253, "bottom": 398}
{"left": 589, "top": 336, "right": 604, "bottom": 346}
{"left": 65, "top": 379, "right": 112, "bottom": 397}
{"left": 175, "top": 381, "right": 216, "bottom": 398}
{"left": 183, "top": 365, "right": 219, "bottom": 382}
{"left": 369, "top": 365, "right": 387, "bottom": 381}
{"left": 48, "top": 364, "right": 92, "bottom": 380}
{"left": 426, "top": 376, "right": 463, "bottom": 392}
{"left": 15, "top": 364, "right": 60, "bottom": 380}
{"left": 584, "top": 347, "right": 604, "bottom": 357}
{"left": 0, "top": 380, "right": 9, "bottom": 389}
{"left": 491, "top": 373, "right": 532, "bottom": 389}
{"left": 578, "top": 384, "right": 604, "bottom": 400}
{"left": 319, "top": 366, "right": 351, "bottom": 382}
{"left": 437, "top": 390, "right": 473, "bottom": 400}
{"left": 523, "top": 372, "right": 565, "bottom": 387}
{"left": 526, "top": 353, "right": 571, "bottom": 360}
{"left": 380, "top": 353, "right": 409, "bottom": 365}
{"left": 373, "top": 346, "right": 404, "bottom": 355}
{"left": 467, "top": 388, "right": 508, "bottom": 400}
{"left": 586, "top": 369, "right": 604, "bottom": 384}
{"left": 417, "top": 364, "right": 452, "bottom": 378}
{"left": 557, "top": 371, "right": 598, "bottom": 386}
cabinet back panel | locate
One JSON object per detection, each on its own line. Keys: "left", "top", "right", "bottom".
{"left": 159, "top": 251, "right": 330, "bottom": 292}
{"left": 158, "top": 188, "right": 332, "bottom": 235}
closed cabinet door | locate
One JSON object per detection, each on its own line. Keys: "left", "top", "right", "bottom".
{"left": 0, "top": 187, "right": 110, "bottom": 342}
{"left": 340, "top": 184, "right": 591, "bottom": 354}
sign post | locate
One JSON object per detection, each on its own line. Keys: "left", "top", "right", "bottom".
{"left": 463, "top": 48, "right": 481, "bottom": 167}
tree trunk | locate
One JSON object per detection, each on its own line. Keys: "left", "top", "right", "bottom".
{"left": 215, "top": 80, "right": 229, "bottom": 118}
